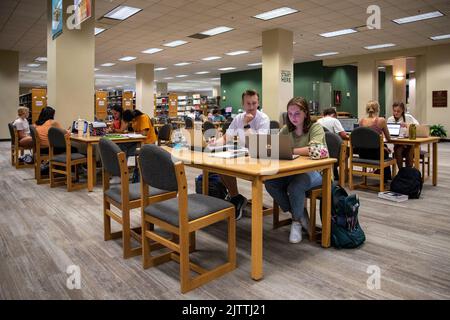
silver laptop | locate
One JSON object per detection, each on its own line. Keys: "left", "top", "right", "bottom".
{"left": 246, "top": 134, "right": 299, "bottom": 160}
{"left": 387, "top": 123, "right": 401, "bottom": 137}
{"left": 339, "top": 118, "right": 359, "bottom": 133}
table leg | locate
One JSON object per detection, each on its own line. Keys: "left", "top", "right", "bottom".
{"left": 432, "top": 142, "right": 438, "bottom": 186}
{"left": 87, "top": 143, "right": 94, "bottom": 192}
{"left": 321, "top": 165, "right": 332, "bottom": 248}
{"left": 251, "top": 178, "right": 263, "bottom": 280}
{"left": 413, "top": 144, "right": 420, "bottom": 170}
{"left": 202, "top": 170, "right": 209, "bottom": 195}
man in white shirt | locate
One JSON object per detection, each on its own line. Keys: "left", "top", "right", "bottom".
{"left": 210, "top": 89, "right": 270, "bottom": 220}
{"left": 317, "top": 108, "right": 349, "bottom": 139}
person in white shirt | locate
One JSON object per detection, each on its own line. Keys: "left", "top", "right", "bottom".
{"left": 387, "top": 102, "right": 419, "bottom": 168}
{"left": 317, "top": 108, "right": 349, "bottom": 139}
{"left": 12, "top": 106, "right": 33, "bottom": 149}
{"left": 209, "top": 89, "right": 270, "bottom": 220}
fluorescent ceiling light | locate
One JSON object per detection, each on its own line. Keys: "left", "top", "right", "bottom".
{"left": 218, "top": 67, "right": 236, "bottom": 71}
{"left": 195, "top": 71, "right": 210, "bottom": 74}
{"left": 104, "top": 5, "right": 142, "bottom": 21}
{"left": 320, "top": 28, "right": 357, "bottom": 38}
{"left": 202, "top": 56, "right": 222, "bottom": 61}
{"left": 141, "top": 48, "right": 163, "bottom": 54}
{"left": 94, "top": 68, "right": 99, "bottom": 71}
{"left": 393, "top": 11, "right": 444, "bottom": 24}
{"left": 101, "top": 63, "right": 116, "bottom": 67}
{"left": 27, "top": 63, "right": 40, "bottom": 67}
{"left": 248, "top": 62, "right": 262, "bottom": 66}
{"left": 35, "top": 57, "right": 47, "bottom": 62}
{"left": 163, "top": 40, "right": 188, "bottom": 47}
{"left": 211, "top": 78, "right": 220, "bottom": 80}
{"left": 364, "top": 43, "right": 396, "bottom": 50}
{"left": 154, "top": 67, "right": 167, "bottom": 71}
{"left": 253, "top": 7, "right": 299, "bottom": 21}
{"left": 200, "top": 26, "right": 234, "bottom": 36}
{"left": 225, "top": 50, "right": 249, "bottom": 56}
{"left": 430, "top": 34, "right": 450, "bottom": 41}
{"left": 164, "top": 77, "right": 174, "bottom": 80}
{"left": 174, "top": 62, "right": 191, "bottom": 66}
{"left": 95, "top": 28, "right": 105, "bottom": 35}
{"left": 313, "top": 52, "right": 339, "bottom": 57}
{"left": 118, "top": 56, "right": 137, "bottom": 62}
{"left": 176, "top": 75, "right": 188, "bottom": 78}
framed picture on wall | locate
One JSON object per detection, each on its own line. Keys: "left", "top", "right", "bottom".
{"left": 334, "top": 90, "right": 342, "bottom": 106}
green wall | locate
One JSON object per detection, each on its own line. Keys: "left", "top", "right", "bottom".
{"left": 293, "top": 60, "right": 323, "bottom": 103}
{"left": 220, "top": 68, "right": 262, "bottom": 112}
{"left": 324, "top": 65, "right": 358, "bottom": 117}
{"left": 378, "top": 70, "right": 386, "bottom": 117}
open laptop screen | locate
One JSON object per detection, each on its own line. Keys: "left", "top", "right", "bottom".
{"left": 387, "top": 123, "right": 401, "bottom": 136}
{"left": 339, "top": 118, "right": 359, "bottom": 132}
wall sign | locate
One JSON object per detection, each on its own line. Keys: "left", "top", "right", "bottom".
{"left": 74, "top": 0, "right": 92, "bottom": 26}
{"left": 432, "top": 90, "right": 447, "bottom": 108}
{"left": 281, "top": 70, "right": 292, "bottom": 83}
{"left": 52, "top": 0, "right": 63, "bottom": 39}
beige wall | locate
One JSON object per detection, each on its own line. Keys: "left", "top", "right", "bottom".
{"left": 0, "top": 50, "right": 19, "bottom": 140}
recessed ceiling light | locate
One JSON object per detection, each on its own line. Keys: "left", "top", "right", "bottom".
{"left": 101, "top": 63, "right": 116, "bottom": 67}
{"left": 430, "top": 34, "right": 450, "bottom": 41}
{"left": 313, "top": 52, "right": 339, "bottom": 57}
{"left": 393, "top": 11, "right": 444, "bottom": 24}
{"left": 225, "top": 50, "right": 249, "bottom": 56}
{"left": 211, "top": 78, "right": 220, "bottom": 80}
{"left": 200, "top": 26, "right": 234, "bottom": 36}
{"left": 141, "top": 48, "right": 163, "bottom": 54}
{"left": 154, "top": 67, "right": 167, "bottom": 71}
{"left": 378, "top": 66, "right": 385, "bottom": 70}
{"left": 319, "top": 28, "right": 357, "bottom": 38}
{"left": 248, "top": 62, "right": 262, "bottom": 66}
{"left": 27, "top": 63, "right": 40, "bottom": 67}
{"left": 174, "top": 62, "right": 191, "bottom": 66}
{"left": 118, "top": 56, "right": 137, "bottom": 62}
{"left": 218, "top": 67, "right": 236, "bottom": 71}
{"left": 253, "top": 7, "right": 299, "bottom": 21}
{"left": 35, "top": 57, "right": 47, "bottom": 62}
{"left": 202, "top": 56, "right": 222, "bottom": 61}
{"left": 195, "top": 71, "right": 210, "bottom": 74}
{"left": 95, "top": 28, "right": 105, "bottom": 35}
{"left": 364, "top": 43, "right": 396, "bottom": 50}
{"left": 164, "top": 77, "right": 174, "bottom": 80}
{"left": 163, "top": 40, "right": 188, "bottom": 47}
{"left": 176, "top": 75, "right": 188, "bottom": 78}
{"left": 104, "top": 5, "right": 142, "bottom": 21}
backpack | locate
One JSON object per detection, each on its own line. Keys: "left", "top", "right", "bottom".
{"left": 324, "top": 184, "right": 366, "bottom": 249}
{"left": 195, "top": 174, "right": 229, "bottom": 200}
{"left": 390, "top": 167, "right": 422, "bottom": 199}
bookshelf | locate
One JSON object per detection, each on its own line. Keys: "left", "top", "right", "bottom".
{"left": 19, "top": 88, "right": 47, "bottom": 124}
{"left": 168, "top": 93, "right": 178, "bottom": 117}
{"left": 95, "top": 90, "right": 108, "bottom": 121}
{"left": 155, "top": 95, "right": 169, "bottom": 117}
{"left": 107, "top": 90, "right": 135, "bottom": 111}
{"left": 123, "top": 91, "right": 134, "bottom": 110}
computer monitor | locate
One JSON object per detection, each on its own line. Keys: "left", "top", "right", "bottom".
{"left": 387, "top": 123, "right": 401, "bottom": 137}
{"left": 339, "top": 118, "right": 359, "bottom": 132}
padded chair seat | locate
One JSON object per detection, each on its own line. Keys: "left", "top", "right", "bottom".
{"left": 51, "top": 153, "right": 86, "bottom": 163}
{"left": 105, "top": 183, "right": 169, "bottom": 204}
{"left": 351, "top": 157, "right": 394, "bottom": 165}
{"left": 144, "top": 193, "right": 234, "bottom": 226}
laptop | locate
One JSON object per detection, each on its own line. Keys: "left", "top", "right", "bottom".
{"left": 387, "top": 123, "right": 401, "bottom": 137}
{"left": 246, "top": 134, "right": 299, "bottom": 160}
{"left": 339, "top": 118, "right": 359, "bottom": 133}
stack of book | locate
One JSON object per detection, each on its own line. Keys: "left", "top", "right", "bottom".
{"left": 378, "top": 191, "right": 408, "bottom": 202}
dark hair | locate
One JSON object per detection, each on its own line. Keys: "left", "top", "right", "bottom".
{"left": 36, "top": 106, "right": 56, "bottom": 126}
{"left": 111, "top": 105, "right": 123, "bottom": 120}
{"left": 392, "top": 102, "right": 406, "bottom": 122}
{"left": 132, "top": 109, "right": 143, "bottom": 118}
{"left": 286, "top": 97, "right": 312, "bottom": 134}
{"left": 241, "top": 89, "right": 259, "bottom": 103}
{"left": 212, "top": 109, "right": 219, "bottom": 115}
{"left": 122, "top": 109, "right": 133, "bottom": 122}
{"left": 323, "top": 108, "right": 337, "bottom": 117}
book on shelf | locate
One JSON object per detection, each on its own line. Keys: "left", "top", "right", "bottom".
{"left": 378, "top": 191, "right": 408, "bottom": 202}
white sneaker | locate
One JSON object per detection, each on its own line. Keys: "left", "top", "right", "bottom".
{"left": 289, "top": 221, "right": 302, "bottom": 243}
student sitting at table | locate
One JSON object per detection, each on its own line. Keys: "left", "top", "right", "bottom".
{"left": 212, "top": 109, "right": 225, "bottom": 122}
{"left": 12, "top": 106, "right": 33, "bottom": 149}
{"left": 387, "top": 102, "right": 419, "bottom": 168}
{"left": 122, "top": 109, "right": 157, "bottom": 144}
{"left": 265, "top": 97, "right": 327, "bottom": 244}
{"left": 108, "top": 105, "right": 127, "bottom": 133}
{"left": 358, "top": 100, "right": 392, "bottom": 181}
{"left": 317, "top": 108, "right": 349, "bottom": 139}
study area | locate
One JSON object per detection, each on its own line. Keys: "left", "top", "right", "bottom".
{"left": 1, "top": 0, "right": 450, "bottom": 303}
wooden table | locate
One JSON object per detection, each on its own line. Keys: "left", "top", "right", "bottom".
{"left": 71, "top": 135, "right": 146, "bottom": 191}
{"left": 164, "top": 147, "right": 336, "bottom": 280}
{"left": 390, "top": 136, "right": 440, "bottom": 186}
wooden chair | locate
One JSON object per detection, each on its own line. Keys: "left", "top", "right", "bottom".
{"left": 185, "top": 117, "right": 194, "bottom": 129}
{"left": 8, "top": 123, "right": 33, "bottom": 169}
{"left": 29, "top": 125, "right": 50, "bottom": 184}
{"left": 98, "top": 138, "right": 177, "bottom": 259}
{"left": 48, "top": 127, "right": 87, "bottom": 191}
{"left": 157, "top": 124, "right": 172, "bottom": 146}
{"left": 348, "top": 127, "right": 397, "bottom": 192}
{"left": 139, "top": 144, "right": 236, "bottom": 293}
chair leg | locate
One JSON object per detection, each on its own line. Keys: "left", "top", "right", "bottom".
{"left": 379, "top": 167, "right": 384, "bottom": 192}
{"left": 348, "top": 166, "right": 353, "bottom": 190}
{"left": 179, "top": 230, "right": 191, "bottom": 294}
{"left": 189, "top": 232, "right": 196, "bottom": 253}
{"left": 228, "top": 212, "right": 236, "bottom": 269}
{"left": 142, "top": 221, "right": 152, "bottom": 269}
{"left": 50, "top": 163, "right": 55, "bottom": 188}
{"left": 122, "top": 208, "right": 132, "bottom": 259}
{"left": 309, "top": 196, "right": 317, "bottom": 242}
{"left": 104, "top": 198, "right": 112, "bottom": 241}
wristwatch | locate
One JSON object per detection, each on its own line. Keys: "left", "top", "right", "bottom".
{"left": 244, "top": 124, "right": 251, "bottom": 129}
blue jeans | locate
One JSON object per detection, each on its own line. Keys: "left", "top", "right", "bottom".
{"left": 265, "top": 171, "right": 323, "bottom": 221}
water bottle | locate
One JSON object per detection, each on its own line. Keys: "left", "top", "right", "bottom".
{"left": 77, "top": 117, "right": 84, "bottom": 137}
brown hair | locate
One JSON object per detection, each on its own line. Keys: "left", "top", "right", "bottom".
{"left": 241, "top": 89, "right": 259, "bottom": 103}
{"left": 17, "top": 106, "right": 29, "bottom": 117}
{"left": 323, "top": 108, "right": 337, "bottom": 117}
{"left": 286, "top": 97, "right": 312, "bottom": 134}
{"left": 366, "top": 100, "right": 380, "bottom": 117}
{"left": 392, "top": 101, "right": 406, "bottom": 122}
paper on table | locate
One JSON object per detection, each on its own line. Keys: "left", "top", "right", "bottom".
{"left": 123, "top": 133, "right": 145, "bottom": 138}
{"left": 208, "top": 150, "right": 247, "bottom": 158}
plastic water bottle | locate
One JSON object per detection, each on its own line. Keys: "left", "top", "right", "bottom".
{"left": 77, "top": 117, "right": 83, "bottom": 137}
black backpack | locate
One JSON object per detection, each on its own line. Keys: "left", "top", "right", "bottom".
{"left": 195, "top": 174, "right": 229, "bottom": 200}
{"left": 390, "top": 167, "right": 422, "bottom": 199}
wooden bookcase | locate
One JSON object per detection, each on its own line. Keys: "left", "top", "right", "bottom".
{"left": 19, "top": 88, "right": 47, "bottom": 124}
{"left": 95, "top": 90, "right": 108, "bottom": 120}
{"left": 123, "top": 91, "right": 134, "bottom": 110}
{"left": 168, "top": 93, "right": 178, "bottom": 117}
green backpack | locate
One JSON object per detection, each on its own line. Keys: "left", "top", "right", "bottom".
{"left": 328, "top": 184, "right": 366, "bottom": 249}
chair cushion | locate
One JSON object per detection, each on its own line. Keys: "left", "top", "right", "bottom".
{"left": 144, "top": 193, "right": 234, "bottom": 227}
{"left": 352, "top": 157, "right": 394, "bottom": 165}
{"left": 51, "top": 153, "right": 86, "bottom": 163}
{"left": 105, "top": 183, "right": 169, "bottom": 204}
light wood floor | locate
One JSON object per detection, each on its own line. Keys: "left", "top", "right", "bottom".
{"left": 0, "top": 141, "right": 449, "bottom": 300}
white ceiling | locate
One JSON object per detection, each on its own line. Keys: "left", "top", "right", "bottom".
{"left": 1, "top": 0, "right": 450, "bottom": 91}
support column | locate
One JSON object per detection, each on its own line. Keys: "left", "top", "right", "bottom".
{"left": 47, "top": 0, "right": 95, "bottom": 127}
{"left": 156, "top": 82, "right": 168, "bottom": 96}
{"left": 136, "top": 63, "right": 155, "bottom": 115}
{"left": 262, "top": 28, "right": 293, "bottom": 121}
{"left": 408, "top": 72, "right": 416, "bottom": 116}
{"left": 415, "top": 55, "right": 427, "bottom": 124}
{"left": 385, "top": 66, "right": 393, "bottom": 118}
{"left": 212, "top": 86, "right": 220, "bottom": 97}
{"left": 392, "top": 58, "right": 407, "bottom": 104}
{"left": 357, "top": 57, "right": 378, "bottom": 118}
{"left": 0, "top": 50, "right": 19, "bottom": 139}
